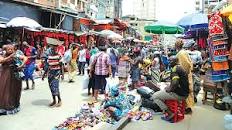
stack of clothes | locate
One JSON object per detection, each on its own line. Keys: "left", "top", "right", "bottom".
{"left": 208, "top": 12, "right": 231, "bottom": 82}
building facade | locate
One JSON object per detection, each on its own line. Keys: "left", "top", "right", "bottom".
{"left": 195, "top": 0, "right": 224, "bottom": 13}
{"left": 0, "top": 0, "right": 94, "bottom": 30}
{"left": 122, "top": 15, "right": 155, "bottom": 39}
{"left": 130, "top": 0, "right": 156, "bottom": 20}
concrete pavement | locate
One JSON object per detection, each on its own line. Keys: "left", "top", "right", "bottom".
{"left": 0, "top": 75, "right": 228, "bottom": 130}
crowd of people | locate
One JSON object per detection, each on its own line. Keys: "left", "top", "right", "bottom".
{"left": 0, "top": 36, "right": 210, "bottom": 123}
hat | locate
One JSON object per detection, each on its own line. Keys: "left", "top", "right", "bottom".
{"left": 46, "top": 37, "right": 64, "bottom": 46}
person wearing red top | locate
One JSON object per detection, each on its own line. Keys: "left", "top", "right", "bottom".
{"left": 86, "top": 47, "right": 91, "bottom": 66}
{"left": 57, "top": 44, "right": 65, "bottom": 80}
{"left": 23, "top": 41, "right": 37, "bottom": 90}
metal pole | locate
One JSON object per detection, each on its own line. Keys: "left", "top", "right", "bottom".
{"left": 50, "top": 12, "right": 52, "bottom": 28}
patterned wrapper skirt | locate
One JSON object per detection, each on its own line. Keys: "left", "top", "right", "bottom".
{"left": 23, "top": 62, "right": 36, "bottom": 80}
{"left": 48, "top": 69, "right": 61, "bottom": 96}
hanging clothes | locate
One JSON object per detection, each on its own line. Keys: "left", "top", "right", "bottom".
{"left": 209, "top": 12, "right": 225, "bottom": 36}
{"left": 208, "top": 12, "right": 231, "bottom": 82}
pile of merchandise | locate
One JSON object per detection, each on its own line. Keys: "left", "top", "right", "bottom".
{"left": 53, "top": 92, "right": 138, "bottom": 130}
{"left": 54, "top": 104, "right": 102, "bottom": 130}
{"left": 127, "top": 107, "right": 154, "bottom": 121}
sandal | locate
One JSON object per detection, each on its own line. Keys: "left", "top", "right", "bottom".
{"left": 56, "top": 101, "right": 62, "bottom": 107}
{"left": 142, "top": 112, "right": 152, "bottom": 121}
{"left": 49, "top": 102, "right": 57, "bottom": 108}
{"left": 32, "top": 83, "right": 35, "bottom": 90}
{"left": 161, "top": 114, "right": 174, "bottom": 123}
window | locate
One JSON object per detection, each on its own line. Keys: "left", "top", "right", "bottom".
{"left": 71, "top": 0, "right": 75, "bottom": 4}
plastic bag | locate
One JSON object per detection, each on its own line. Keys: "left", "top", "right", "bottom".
{"left": 105, "top": 77, "right": 119, "bottom": 94}
{"left": 127, "top": 75, "right": 132, "bottom": 85}
{"left": 82, "top": 76, "right": 89, "bottom": 90}
{"left": 63, "top": 49, "right": 72, "bottom": 63}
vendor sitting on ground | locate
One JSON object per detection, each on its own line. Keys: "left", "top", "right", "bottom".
{"left": 150, "top": 56, "right": 189, "bottom": 121}
{"left": 103, "top": 86, "right": 132, "bottom": 121}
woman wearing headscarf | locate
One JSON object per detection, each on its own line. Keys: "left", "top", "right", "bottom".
{"left": 175, "top": 39, "right": 194, "bottom": 114}
{"left": 0, "top": 44, "right": 27, "bottom": 115}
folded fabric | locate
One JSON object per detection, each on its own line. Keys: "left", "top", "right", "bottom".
{"left": 229, "top": 46, "right": 232, "bottom": 60}
{"left": 212, "top": 40, "right": 228, "bottom": 46}
{"left": 213, "top": 56, "right": 228, "bottom": 62}
{"left": 211, "top": 74, "right": 230, "bottom": 82}
{"left": 212, "top": 61, "right": 229, "bottom": 71}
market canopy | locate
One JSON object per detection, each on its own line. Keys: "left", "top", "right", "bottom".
{"left": 144, "top": 21, "right": 184, "bottom": 34}
{"left": 6, "top": 17, "right": 42, "bottom": 29}
{"left": 177, "top": 13, "right": 208, "bottom": 30}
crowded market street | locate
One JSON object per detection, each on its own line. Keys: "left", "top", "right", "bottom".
{"left": 1, "top": 0, "right": 232, "bottom": 130}
{"left": 0, "top": 75, "right": 226, "bottom": 130}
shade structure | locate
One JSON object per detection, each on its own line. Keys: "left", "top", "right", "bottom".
{"left": 144, "top": 21, "right": 184, "bottom": 34}
{"left": 7, "top": 17, "right": 42, "bottom": 29}
{"left": 177, "top": 13, "right": 208, "bottom": 30}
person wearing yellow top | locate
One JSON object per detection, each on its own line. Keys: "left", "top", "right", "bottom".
{"left": 175, "top": 39, "right": 194, "bottom": 114}
{"left": 68, "top": 44, "right": 79, "bottom": 82}
{"left": 140, "top": 58, "right": 152, "bottom": 69}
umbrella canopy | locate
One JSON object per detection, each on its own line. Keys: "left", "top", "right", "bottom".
{"left": 7, "top": 17, "right": 42, "bottom": 29}
{"left": 0, "top": 23, "right": 6, "bottom": 28}
{"left": 144, "top": 21, "right": 184, "bottom": 34}
{"left": 0, "top": 17, "right": 9, "bottom": 24}
{"left": 177, "top": 13, "right": 208, "bottom": 30}
{"left": 108, "top": 33, "right": 123, "bottom": 39}
{"left": 99, "top": 30, "right": 116, "bottom": 36}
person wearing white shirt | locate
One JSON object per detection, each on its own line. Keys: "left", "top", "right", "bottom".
{"left": 78, "top": 46, "right": 86, "bottom": 75}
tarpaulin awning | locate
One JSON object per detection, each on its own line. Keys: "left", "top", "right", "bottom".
{"left": 79, "top": 18, "right": 96, "bottom": 25}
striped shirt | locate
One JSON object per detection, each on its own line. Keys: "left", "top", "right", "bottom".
{"left": 93, "top": 52, "right": 111, "bottom": 76}
{"left": 48, "top": 55, "right": 61, "bottom": 70}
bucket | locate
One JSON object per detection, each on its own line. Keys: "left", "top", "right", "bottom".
{"left": 224, "top": 115, "right": 232, "bottom": 130}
